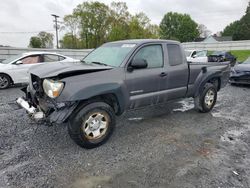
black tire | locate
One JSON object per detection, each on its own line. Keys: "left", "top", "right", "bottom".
{"left": 194, "top": 83, "right": 217, "bottom": 113}
{"left": 0, "top": 74, "right": 11, "bottom": 89}
{"left": 68, "top": 102, "right": 115, "bottom": 149}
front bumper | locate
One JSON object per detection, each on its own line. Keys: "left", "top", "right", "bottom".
{"left": 229, "top": 78, "right": 250, "bottom": 85}
{"left": 17, "top": 86, "right": 78, "bottom": 124}
{"left": 16, "top": 97, "right": 45, "bottom": 121}
{"left": 230, "top": 73, "right": 250, "bottom": 85}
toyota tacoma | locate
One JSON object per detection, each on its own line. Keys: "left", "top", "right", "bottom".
{"left": 17, "top": 39, "right": 230, "bottom": 149}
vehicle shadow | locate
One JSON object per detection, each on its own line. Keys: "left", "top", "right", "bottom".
{"left": 9, "top": 83, "right": 27, "bottom": 89}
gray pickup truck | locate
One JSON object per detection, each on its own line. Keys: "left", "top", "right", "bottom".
{"left": 17, "top": 39, "right": 230, "bottom": 149}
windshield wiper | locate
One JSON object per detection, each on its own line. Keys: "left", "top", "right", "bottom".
{"left": 91, "top": 61, "right": 109, "bottom": 66}
{"left": 80, "top": 60, "right": 110, "bottom": 66}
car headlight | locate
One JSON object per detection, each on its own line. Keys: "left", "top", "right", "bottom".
{"left": 42, "top": 79, "right": 64, "bottom": 98}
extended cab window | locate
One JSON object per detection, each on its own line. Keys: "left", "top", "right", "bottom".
{"left": 167, "top": 44, "right": 183, "bottom": 66}
{"left": 134, "top": 45, "right": 163, "bottom": 68}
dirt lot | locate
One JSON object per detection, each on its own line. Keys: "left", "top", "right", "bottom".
{"left": 0, "top": 85, "right": 250, "bottom": 188}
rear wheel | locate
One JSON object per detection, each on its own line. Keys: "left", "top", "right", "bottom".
{"left": 0, "top": 74, "right": 11, "bottom": 89}
{"left": 194, "top": 83, "right": 217, "bottom": 113}
{"left": 68, "top": 102, "right": 115, "bottom": 149}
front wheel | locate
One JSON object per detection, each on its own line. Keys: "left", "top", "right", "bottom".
{"left": 194, "top": 83, "right": 217, "bottom": 113}
{"left": 0, "top": 74, "right": 11, "bottom": 89}
{"left": 68, "top": 102, "right": 115, "bottom": 149}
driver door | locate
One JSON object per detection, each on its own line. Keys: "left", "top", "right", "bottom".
{"left": 13, "top": 55, "right": 42, "bottom": 83}
{"left": 125, "top": 44, "right": 165, "bottom": 109}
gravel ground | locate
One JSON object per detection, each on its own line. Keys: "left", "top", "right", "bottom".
{"left": 0, "top": 85, "right": 250, "bottom": 188}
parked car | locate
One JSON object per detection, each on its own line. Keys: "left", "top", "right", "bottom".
{"left": 229, "top": 57, "right": 250, "bottom": 85}
{"left": 0, "top": 52, "right": 77, "bottom": 89}
{"left": 17, "top": 39, "right": 230, "bottom": 149}
{"left": 185, "top": 50, "right": 208, "bottom": 63}
{"left": 208, "top": 51, "right": 237, "bottom": 66}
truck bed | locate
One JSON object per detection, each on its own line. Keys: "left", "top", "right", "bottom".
{"left": 187, "top": 61, "right": 231, "bottom": 97}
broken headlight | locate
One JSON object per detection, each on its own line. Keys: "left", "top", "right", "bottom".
{"left": 43, "top": 79, "right": 64, "bottom": 98}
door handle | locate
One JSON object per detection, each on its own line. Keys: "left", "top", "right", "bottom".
{"left": 159, "top": 72, "right": 167, "bottom": 77}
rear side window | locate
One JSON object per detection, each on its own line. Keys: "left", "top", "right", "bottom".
{"left": 167, "top": 44, "right": 183, "bottom": 66}
{"left": 44, "top": 55, "right": 65, "bottom": 62}
{"left": 133, "top": 44, "right": 163, "bottom": 68}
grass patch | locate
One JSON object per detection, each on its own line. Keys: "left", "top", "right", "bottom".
{"left": 230, "top": 50, "right": 250, "bottom": 62}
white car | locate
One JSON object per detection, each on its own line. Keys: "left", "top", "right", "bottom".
{"left": 185, "top": 50, "right": 208, "bottom": 63}
{"left": 0, "top": 52, "right": 77, "bottom": 89}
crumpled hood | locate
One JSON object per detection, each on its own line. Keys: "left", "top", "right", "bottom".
{"left": 234, "top": 63, "right": 250, "bottom": 73}
{"left": 29, "top": 61, "right": 113, "bottom": 78}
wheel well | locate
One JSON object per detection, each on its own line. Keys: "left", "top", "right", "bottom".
{"left": 207, "top": 77, "right": 221, "bottom": 91}
{"left": 0, "top": 73, "right": 13, "bottom": 84}
{"left": 78, "top": 94, "right": 121, "bottom": 115}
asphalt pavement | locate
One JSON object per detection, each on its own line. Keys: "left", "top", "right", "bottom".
{"left": 0, "top": 85, "right": 250, "bottom": 188}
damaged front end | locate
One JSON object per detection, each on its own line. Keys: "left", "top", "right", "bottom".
{"left": 16, "top": 74, "right": 78, "bottom": 124}
{"left": 230, "top": 71, "right": 250, "bottom": 85}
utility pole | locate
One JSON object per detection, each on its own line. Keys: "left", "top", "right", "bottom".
{"left": 51, "top": 14, "right": 59, "bottom": 49}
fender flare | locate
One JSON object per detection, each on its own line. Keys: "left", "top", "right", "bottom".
{"left": 59, "top": 83, "right": 129, "bottom": 115}
{"left": 193, "top": 69, "right": 222, "bottom": 97}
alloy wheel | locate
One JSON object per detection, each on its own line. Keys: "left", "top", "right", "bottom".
{"left": 82, "top": 112, "right": 109, "bottom": 140}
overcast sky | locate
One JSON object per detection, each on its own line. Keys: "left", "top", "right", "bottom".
{"left": 0, "top": 0, "right": 249, "bottom": 47}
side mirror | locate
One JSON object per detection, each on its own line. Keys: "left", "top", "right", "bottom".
{"left": 129, "top": 58, "right": 148, "bottom": 70}
{"left": 15, "top": 60, "right": 22, "bottom": 65}
{"left": 192, "top": 54, "right": 197, "bottom": 58}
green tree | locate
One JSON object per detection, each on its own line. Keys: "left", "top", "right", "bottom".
{"left": 62, "top": 1, "right": 159, "bottom": 48}
{"left": 128, "top": 14, "right": 147, "bottom": 39}
{"left": 159, "top": 12, "right": 199, "bottom": 42}
{"left": 28, "top": 32, "right": 54, "bottom": 48}
{"left": 29, "top": 36, "right": 42, "bottom": 48}
{"left": 221, "top": 21, "right": 240, "bottom": 37}
{"left": 64, "top": 15, "right": 79, "bottom": 36}
{"left": 108, "top": 2, "right": 130, "bottom": 41}
{"left": 233, "top": 2, "right": 250, "bottom": 40}
{"left": 147, "top": 24, "right": 160, "bottom": 39}
{"left": 38, "top": 32, "right": 54, "bottom": 48}
{"left": 60, "top": 33, "right": 83, "bottom": 49}
{"left": 128, "top": 12, "right": 158, "bottom": 39}
{"left": 63, "top": 15, "right": 79, "bottom": 48}
{"left": 73, "top": 2, "right": 111, "bottom": 48}
{"left": 222, "top": 2, "right": 250, "bottom": 40}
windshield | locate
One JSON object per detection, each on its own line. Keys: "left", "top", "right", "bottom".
{"left": 1, "top": 54, "right": 23, "bottom": 64}
{"left": 243, "top": 57, "right": 250, "bottom": 64}
{"left": 185, "top": 51, "right": 192, "bottom": 57}
{"left": 82, "top": 43, "right": 136, "bottom": 67}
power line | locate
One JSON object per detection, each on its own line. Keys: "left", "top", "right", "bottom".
{"left": 0, "top": 30, "right": 54, "bottom": 34}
